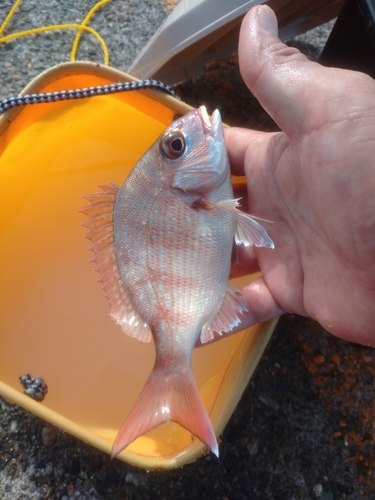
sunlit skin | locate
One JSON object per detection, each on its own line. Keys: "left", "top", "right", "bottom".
{"left": 226, "top": 6, "right": 375, "bottom": 345}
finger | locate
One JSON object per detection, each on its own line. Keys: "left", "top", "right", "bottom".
{"left": 195, "top": 275, "right": 285, "bottom": 347}
{"left": 236, "top": 275, "right": 285, "bottom": 329}
{"left": 225, "top": 126, "right": 286, "bottom": 214}
{"left": 230, "top": 245, "right": 260, "bottom": 279}
{"left": 238, "top": 6, "right": 333, "bottom": 134}
{"left": 225, "top": 127, "right": 275, "bottom": 176}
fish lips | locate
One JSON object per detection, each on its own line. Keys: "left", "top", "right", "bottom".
{"left": 170, "top": 108, "right": 229, "bottom": 195}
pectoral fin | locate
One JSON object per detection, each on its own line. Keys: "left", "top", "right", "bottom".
{"left": 202, "top": 198, "right": 274, "bottom": 249}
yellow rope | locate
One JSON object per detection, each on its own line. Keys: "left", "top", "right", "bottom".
{"left": 0, "top": 24, "right": 109, "bottom": 65}
{"left": 0, "top": 0, "right": 22, "bottom": 36}
{"left": 71, "top": 0, "right": 112, "bottom": 62}
{"left": 0, "top": 0, "right": 111, "bottom": 65}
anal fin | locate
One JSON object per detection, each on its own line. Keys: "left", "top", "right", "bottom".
{"left": 200, "top": 286, "right": 248, "bottom": 344}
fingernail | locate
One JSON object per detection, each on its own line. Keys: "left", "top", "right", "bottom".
{"left": 258, "top": 5, "right": 278, "bottom": 37}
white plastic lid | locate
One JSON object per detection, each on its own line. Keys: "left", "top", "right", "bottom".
{"left": 128, "top": 0, "right": 344, "bottom": 85}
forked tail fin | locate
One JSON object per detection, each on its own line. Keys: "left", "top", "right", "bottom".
{"left": 111, "top": 367, "right": 218, "bottom": 458}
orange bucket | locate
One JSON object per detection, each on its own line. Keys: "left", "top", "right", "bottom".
{"left": 0, "top": 61, "right": 277, "bottom": 469}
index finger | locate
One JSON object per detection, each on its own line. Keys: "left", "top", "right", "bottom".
{"left": 224, "top": 127, "right": 278, "bottom": 176}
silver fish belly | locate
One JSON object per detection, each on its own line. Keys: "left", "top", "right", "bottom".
{"left": 80, "top": 106, "right": 274, "bottom": 458}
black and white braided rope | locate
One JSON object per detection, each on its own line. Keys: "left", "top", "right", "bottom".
{"left": 0, "top": 79, "right": 178, "bottom": 114}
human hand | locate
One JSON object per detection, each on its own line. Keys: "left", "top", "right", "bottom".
{"left": 226, "top": 5, "right": 375, "bottom": 345}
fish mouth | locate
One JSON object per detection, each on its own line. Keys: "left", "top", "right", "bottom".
{"left": 199, "top": 106, "right": 221, "bottom": 137}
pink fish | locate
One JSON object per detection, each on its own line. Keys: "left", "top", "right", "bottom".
{"left": 80, "top": 106, "right": 273, "bottom": 458}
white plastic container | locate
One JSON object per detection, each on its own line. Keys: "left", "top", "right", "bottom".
{"left": 128, "top": 0, "right": 344, "bottom": 85}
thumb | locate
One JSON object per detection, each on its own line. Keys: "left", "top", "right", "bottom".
{"left": 239, "top": 6, "right": 328, "bottom": 134}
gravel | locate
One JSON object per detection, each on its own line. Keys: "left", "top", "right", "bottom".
{"left": 0, "top": 0, "right": 170, "bottom": 100}
{"left": 2, "top": 1, "right": 375, "bottom": 499}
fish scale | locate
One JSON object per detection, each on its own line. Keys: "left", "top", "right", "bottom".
{"left": 80, "top": 106, "right": 274, "bottom": 458}
{"left": 115, "top": 156, "right": 233, "bottom": 332}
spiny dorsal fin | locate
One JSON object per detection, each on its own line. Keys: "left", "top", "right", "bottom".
{"left": 200, "top": 285, "right": 248, "bottom": 344}
{"left": 80, "top": 184, "right": 152, "bottom": 343}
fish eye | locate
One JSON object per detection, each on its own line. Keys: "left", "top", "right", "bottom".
{"left": 160, "top": 131, "right": 186, "bottom": 159}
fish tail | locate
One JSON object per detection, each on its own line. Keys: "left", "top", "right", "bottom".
{"left": 111, "top": 367, "right": 218, "bottom": 458}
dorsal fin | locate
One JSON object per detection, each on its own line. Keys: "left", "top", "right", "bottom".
{"left": 200, "top": 285, "right": 248, "bottom": 344}
{"left": 80, "top": 184, "right": 152, "bottom": 343}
